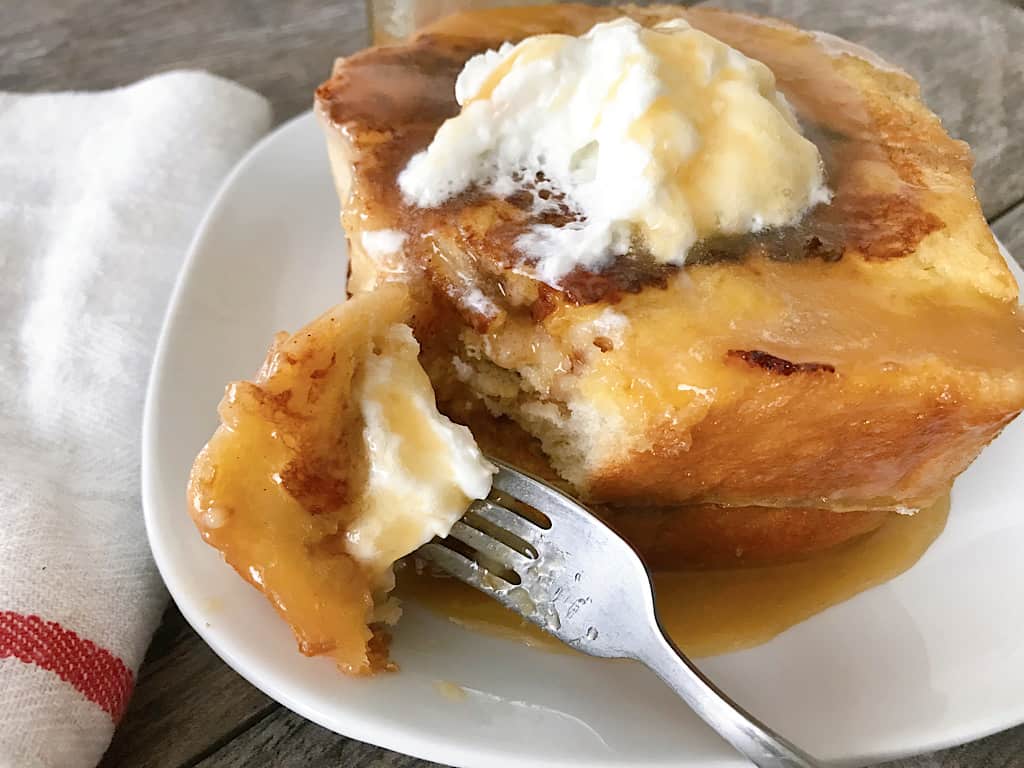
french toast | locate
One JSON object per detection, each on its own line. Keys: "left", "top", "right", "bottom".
{"left": 188, "top": 284, "right": 495, "bottom": 673}
{"left": 185, "top": 4, "right": 1024, "bottom": 676}
{"left": 315, "top": 2, "right": 1024, "bottom": 541}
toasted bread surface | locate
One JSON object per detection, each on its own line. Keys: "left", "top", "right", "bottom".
{"left": 316, "top": 5, "right": 1024, "bottom": 516}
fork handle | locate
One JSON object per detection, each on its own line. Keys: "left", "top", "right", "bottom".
{"left": 637, "top": 629, "right": 823, "bottom": 768}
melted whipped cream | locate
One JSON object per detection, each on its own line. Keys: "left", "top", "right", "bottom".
{"left": 345, "top": 324, "right": 495, "bottom": 577}
{"left": 399, "top": 17, "right": 830, "bottom": 285}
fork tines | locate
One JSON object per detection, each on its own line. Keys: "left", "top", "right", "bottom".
{"left": 419, "top": 495, "right": 544, "bottom": 589}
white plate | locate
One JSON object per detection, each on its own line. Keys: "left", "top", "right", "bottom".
{"left": 143, "top": 111, "right": 1024, "bottom": 768}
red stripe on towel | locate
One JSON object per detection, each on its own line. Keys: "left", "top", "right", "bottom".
{"left": 0, "top": 611, "right": 134, "bottom": 722}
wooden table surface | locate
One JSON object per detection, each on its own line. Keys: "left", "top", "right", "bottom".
{"left": 6, "top": 1, "right": 1024, "bottom": 766}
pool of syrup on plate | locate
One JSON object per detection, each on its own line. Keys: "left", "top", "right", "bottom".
{"left": 396, "top": 495, "right": 949, "bottom": 657}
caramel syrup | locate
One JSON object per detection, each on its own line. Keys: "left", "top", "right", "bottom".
{"left": 396, "top": 495, "right": 949, "bottom": 657}
{"left": 317, "top": 3, "right": 971, "bottom": 309}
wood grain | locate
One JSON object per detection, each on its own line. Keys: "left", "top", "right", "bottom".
{"left": 98, "top": 605, "right": 275, "bottom": 768}
{"left": 192, "top": 707, "right": 446, "bottom": 768}
{"left": 0, "top": 0, "right": 370, "bottom": 124}
{"left": 3, "top": 0, "right": 1020, "bottom": 766}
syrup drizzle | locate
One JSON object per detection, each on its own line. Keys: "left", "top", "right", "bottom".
{"left": 317, "top": 3, "right": 954, "bottom": 305}
{"left": 396, "top": 495, "right": 949, "bottom": 657}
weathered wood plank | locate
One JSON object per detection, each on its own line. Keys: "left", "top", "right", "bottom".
{"left": 98, "top": 605, "right": 276, "bottom": 768}
{"left": 707, "top": 0, "right": 1024, "bottom": 219}
{"left": 0, "top": 0, "right": 369, "bottom": 124}
{"left": 192, "top": 707, "right": 445, "bottom": 768}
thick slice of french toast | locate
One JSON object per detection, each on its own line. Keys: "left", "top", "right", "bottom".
{"left": 436, "top": 387, "right": 891, "bottom": 569}
{"left": 315, "top": 4, "right": 1024, "bottom": 520}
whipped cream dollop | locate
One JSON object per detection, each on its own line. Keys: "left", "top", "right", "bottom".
{"left": 345, "top": 323, "right": 495, "bottom": 577}
{"left": 399, "top": 17, "right": 830, "bottom": 285}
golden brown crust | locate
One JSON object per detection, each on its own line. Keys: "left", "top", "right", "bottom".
{"left": 726, "top": 350, "right": 836, "bottom": 376}
{"left": 316, "top": 3, "right": 1017, "bottom": 310}
{"left": 318, "top": 5, "right": 1024, "bottom": 546}
{"left": 437, "top": 384, "right": 888, "bottom": 568}
{"left": 589, "top": 358, "right": 1022, "bottom": 511}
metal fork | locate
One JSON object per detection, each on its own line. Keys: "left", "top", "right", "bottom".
{"left": 418, "top": 458, "right": 822, "bottom": 768}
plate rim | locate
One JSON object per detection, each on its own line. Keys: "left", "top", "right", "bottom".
{"left": 141, "top": 109, "right": 1024, "bottom": 768}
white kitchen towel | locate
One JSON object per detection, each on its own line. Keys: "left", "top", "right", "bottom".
{"left": 0, "top": 71, "right": 270, "bottom": 768}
